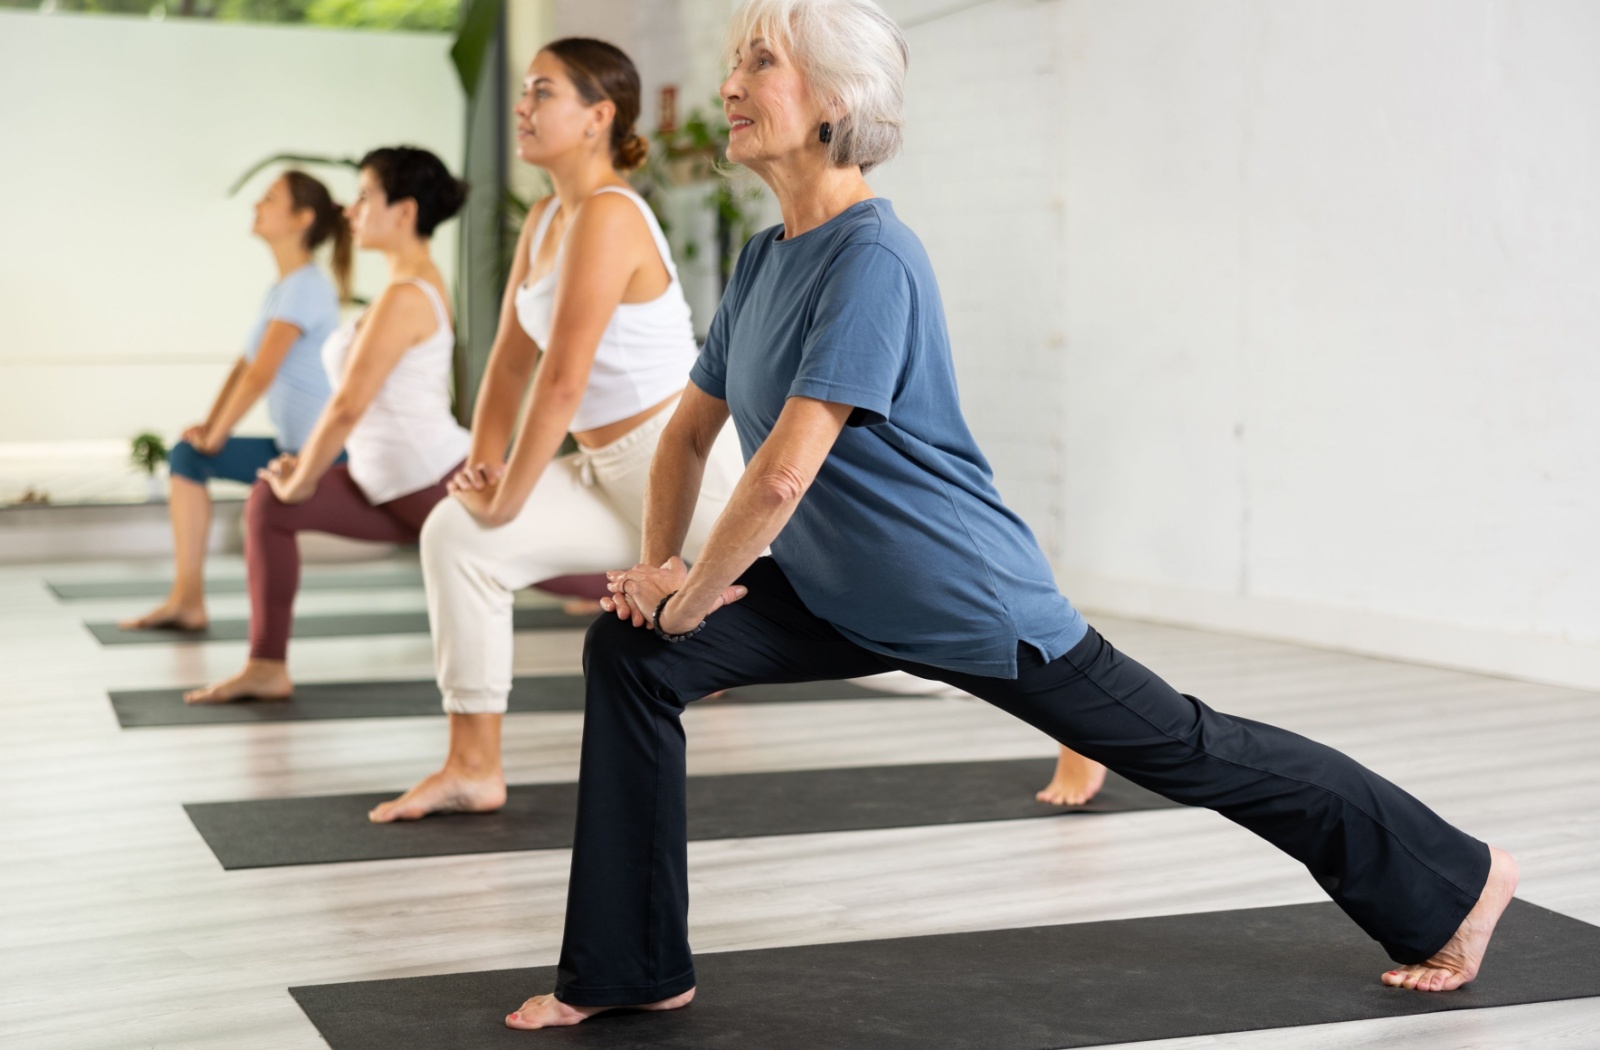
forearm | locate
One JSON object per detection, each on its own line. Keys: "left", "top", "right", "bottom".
{"left": 467, "top": 362, "right": 529, "bottom": 465}
{"left": 483, "top": 371, "right": 581, "bottom": 525}
{"left": 202, "top": 361, "right": 247, "bottom": 433}
{"left": 671, "top": 467, "right": 801, "bottom": 619}
{"left": 208, "top": 362, "right": 273, "bottom": 439}
{"left": 287, "top": 400, "right": 358, "bottom": 491}
{"left": 639, "top": 431, "right": 708, "bottom": 566}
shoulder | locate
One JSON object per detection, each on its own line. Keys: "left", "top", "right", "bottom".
{"left": 365, "top": 281, "right": 435, "bottom": 329}
{"left": 568, "top": 189, "right": 652, "bottom": 241}
{"left": 282, "top": 265, "right": 337, "bottom": 302}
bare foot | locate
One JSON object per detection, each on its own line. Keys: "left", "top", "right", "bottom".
{"left": 505, "top": 988, "right": 694, "bottom": 1030}
{"left": 118, "top": 599, "right": 208, "bottom": 632}
{"left": 368, "top": 768, "right": 508, "bottom": 822}
{"left": 1382, "top": 846, "right": 1519, "bottom": 992}
{"left": 183, "top": 660, "right": 292, "bottom": 704}
{"left": 1036, "top": 746, "right": 1108, "bottom": 806}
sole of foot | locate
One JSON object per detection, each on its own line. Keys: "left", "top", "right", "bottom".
{"left": 367, "top": 772, "right": 508, "bottom": 823}
{"left": 182, "top": 665, "right": 293, "bottom": 705}
{"left": 506, "top": 988, "right": 694, "bottom": 1030}
{"left": 1382, "top": 845, "right": 1519, "bottom": 992}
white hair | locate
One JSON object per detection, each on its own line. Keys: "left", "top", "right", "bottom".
{"left": 725, "top": 0, "right": 909, "bottom": 173}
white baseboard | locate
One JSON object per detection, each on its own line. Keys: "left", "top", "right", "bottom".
{"left": 1060, "top": 570, "right": 1600, "bottom": 694}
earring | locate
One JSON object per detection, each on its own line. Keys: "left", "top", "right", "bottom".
{"left": 586, "top": 129, "right": 595, "bottom": 138}
{"left": 818, "top": 122, "right": 833, "bottom": 144}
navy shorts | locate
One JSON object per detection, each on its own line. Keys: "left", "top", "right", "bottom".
{"left": 167, "top": 437, "right": 282, "bottom": 485}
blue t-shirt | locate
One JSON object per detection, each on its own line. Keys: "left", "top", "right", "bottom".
{"left": 243, "top": 264, "right": 339, "bottom": 452}
{"left": 690, "top": 198, "right": 1086, "bottom": 678}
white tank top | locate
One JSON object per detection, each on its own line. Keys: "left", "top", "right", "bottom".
{"left": 321, "top": 278, "right": 470, "bottom": 504}
{"left": 513, "top": 187, "right": 700, "bottom": 432}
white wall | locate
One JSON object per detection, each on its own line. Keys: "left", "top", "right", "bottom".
{"left": 0, "top": 11, "right": 463, "bottom": 444}
{"left": 1054, "top": 0, "right": 1600, "bottom": 689}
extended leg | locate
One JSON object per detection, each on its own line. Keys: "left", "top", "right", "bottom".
{"left": 917, "top": 627, "right": 1510, "bottom": 982}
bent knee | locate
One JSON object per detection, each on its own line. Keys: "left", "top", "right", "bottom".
{"left": 168, "top": 441, "right": 206, "bottom": 483}
{"left": 582, "top": 613, "right": 660, "bottom": 674}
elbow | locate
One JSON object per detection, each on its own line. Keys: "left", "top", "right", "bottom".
{"left": 324, "top": 394, "right": 366, "bottom": 427}
{"left": 749, "top": 463, "right": 810, "bottom": 509}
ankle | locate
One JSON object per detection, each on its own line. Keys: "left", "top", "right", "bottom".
{"left": 443, "top": 752, "right": 503, "bottom": 779}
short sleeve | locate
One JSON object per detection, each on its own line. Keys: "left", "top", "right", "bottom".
{"left": 264, "top": 268, "right": 332, "bottom": 333}
{"left": 789, "top": 243, "right": 912, "bottom": 427}
{"left": 688, "top": 294, "right": 731, "bottom": 400}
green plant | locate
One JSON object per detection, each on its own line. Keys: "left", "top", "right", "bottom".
{"left": 130, "top": 432, "right": 168, "bottom": 475}
{"left": 636, "top": 99, "right": 765, "bottom": 293}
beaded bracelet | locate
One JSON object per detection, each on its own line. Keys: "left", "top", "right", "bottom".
{"left": 653, "top": 592, "right": 707, "bottom": 643}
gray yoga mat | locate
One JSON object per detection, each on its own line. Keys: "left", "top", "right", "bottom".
{"left": 184, "top": 759, "right": 1175, "bottom": 869}
{"left": 109, "top": 676, "right": 924, "bottom": 727}
{"left": 85, "top": 605, "right": 594, "bottom": 645}
{"left": 290, "top": 898, "right": 1600, "bottom": 1050}
{"left": 48, "top": 567, "right": 424, "bottom": 601}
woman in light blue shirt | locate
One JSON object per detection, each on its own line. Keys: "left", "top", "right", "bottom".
{"left": 121, "top": 170, "right": 348, "bottom": 632}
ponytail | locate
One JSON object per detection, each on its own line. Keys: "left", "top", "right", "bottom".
{"left": 282, "top": 169, "right": 354, "bottom": 302}
{"left": 328, "top": 211, "right": 353, "bottom": 302}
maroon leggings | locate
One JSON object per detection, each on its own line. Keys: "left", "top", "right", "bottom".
{"left": 245, "top": 465, "right": 450, "bottom": 661}
{"left": 245, "top": 463, "right": 611, "bottom": 661}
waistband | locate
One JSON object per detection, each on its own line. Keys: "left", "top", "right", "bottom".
{"left": 569, "top": 394, "right": 680, "bottom": 486}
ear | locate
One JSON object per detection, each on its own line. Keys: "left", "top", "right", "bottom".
{"left": 394, "top": 196, "right": 420, "bottom": 232}
{"left": 590, "top": 98, "right": 617, "bottom": 139}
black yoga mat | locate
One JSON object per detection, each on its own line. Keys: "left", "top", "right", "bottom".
{"left": 85, "top": 605, "right": 594, "bottom": 646}
{"left": 48, "top": 567, "right": 423, "bottom": 601}
{"left": 290, "top": 898, "right": 1600, "bottom": 1050}
{"left": 184, "top": 759, "right": 1175, "bottom": 869}
{"left": 110, "top": 676, "right": 924, "bottom": 728}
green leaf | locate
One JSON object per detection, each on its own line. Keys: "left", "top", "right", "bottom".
{"left": 450, "top": 0, "right": 500, "bottom": 98}
{"left": 228, "top": 152, "right": 360, "bottom": 197}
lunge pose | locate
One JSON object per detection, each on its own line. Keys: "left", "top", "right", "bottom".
{"left": 185, "top": 147, "right": 470, "bottom": 704}
{"left": 121, "top": 171, "right": 346, "bottom": 632}
{"left": 504, "top": 0, "right": 1516, "bottom": 1028}
{"left": 368, "top": 40, "right": 742, "bottom": 822}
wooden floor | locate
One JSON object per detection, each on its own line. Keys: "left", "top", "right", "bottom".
{"left": 3, "top": 555, "right": 1598, "bottom": 1049}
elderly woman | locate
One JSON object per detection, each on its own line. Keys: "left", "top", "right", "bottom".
{"left": 505, "top": 0, "right": 1517, "bottom": 1030}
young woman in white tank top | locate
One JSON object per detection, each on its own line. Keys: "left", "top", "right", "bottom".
{"left": 369, "top": 39, "right": 744, "bottom": 822}
{"left": 184, "top": 147, "right": 472, "bottom": 705}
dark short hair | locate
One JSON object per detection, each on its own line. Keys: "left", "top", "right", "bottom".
{"left": 358, "top": 146, "right": 468, "bottom": 237}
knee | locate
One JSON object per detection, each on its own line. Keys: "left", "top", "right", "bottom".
{"left": 242, "top": 479, "right": 282, "bottom": 535}
{"left": 167, "top": 441, "right": 205, "bottom": 483}
{"left": 582, "top": 614, "right": 659, "bottom": 684}
{"left": 419, "top": 497, "right": 478, "bottom": 572}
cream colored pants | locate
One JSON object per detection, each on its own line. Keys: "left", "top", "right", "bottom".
{"left": 422, "top": 401, "right": 743, "bottom": 714}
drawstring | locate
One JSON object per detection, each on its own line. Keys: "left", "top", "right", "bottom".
{"left": 572, "top": 449, "right": 597, "bottom": 487}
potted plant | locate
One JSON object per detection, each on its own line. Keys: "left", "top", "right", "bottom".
{"left": 130, "top": 431, "right": 168, "bottom": 502}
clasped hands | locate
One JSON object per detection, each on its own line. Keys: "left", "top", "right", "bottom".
{"left": 447, "top": 461, "right": 509, "bottom": 526}
{"left": 602, "top": 556, "right": 748, "bottom": 636}
{"left": 182, "top": 423, "right": 223, "bottom": 456}
{"left": 257, "top": 453, "right": 312, "bottom": 504}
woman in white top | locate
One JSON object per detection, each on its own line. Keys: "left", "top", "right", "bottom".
{"left": 368, "top": 39, "right": 742, "bottom": 822}
{"left": 185, "top": 146, "right": 471, "bottom": 704}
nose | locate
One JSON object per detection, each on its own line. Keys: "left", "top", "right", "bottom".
{"left": 720, "top": 73, "right": 744, "bottom": 104}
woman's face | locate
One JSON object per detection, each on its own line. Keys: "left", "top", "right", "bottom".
{"left": 251, "top": 178, "right": 307, "bottom": 243}
{"left": 513, "top": 51, "right": 608, "bottom": 167}
{"left": 721, "top": 30, "right": 819, "bottom": 171}
{"left": 346, "top": 167, "right": 411, "bottom": 250}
